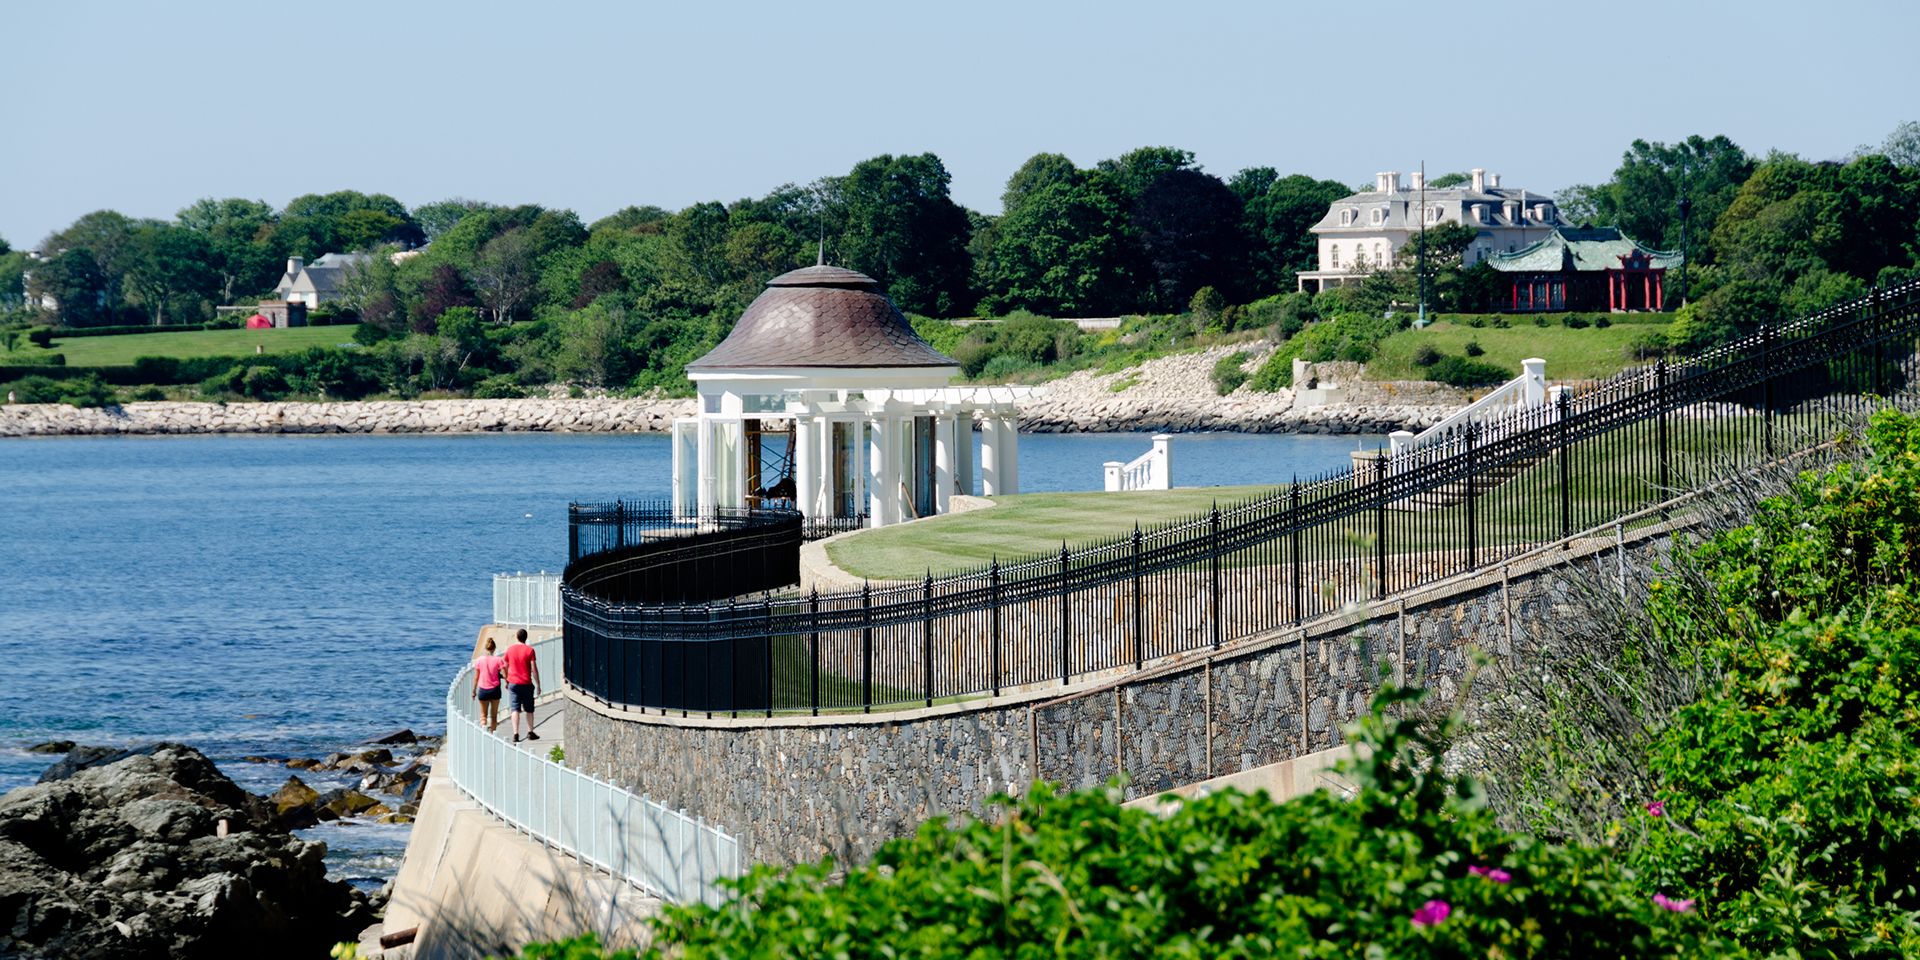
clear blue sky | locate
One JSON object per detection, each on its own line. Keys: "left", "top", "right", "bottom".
{"left": 3, "top": 0, "right": 1915, "bottom": 248}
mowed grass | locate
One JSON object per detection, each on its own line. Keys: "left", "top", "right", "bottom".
{"left": 2, "top": 324, "right": 363, "bottom": 365}
{"left": 826, "top": 485, "right": 1279, "bottom": 580}
{"left": 1367, "top": 317, "right": 1661, "bottom": 382}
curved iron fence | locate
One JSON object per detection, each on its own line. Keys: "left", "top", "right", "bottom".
{"left": 562, "top": 281, "right": 1920, "bottom": 716}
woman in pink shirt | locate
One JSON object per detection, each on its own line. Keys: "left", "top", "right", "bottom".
{"left": 471, "top": 637, "right": 507, "bottom": 733}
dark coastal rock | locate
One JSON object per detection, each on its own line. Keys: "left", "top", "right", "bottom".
{"left": 362, "top": 729, "right": 417, "bottom": 746}
{"left": 25, "top": 741, "right": 74, "bottom": 754}
{"left": 269, "top": 777, "right": 322, "bottom": 830}
{"left": 285, "top": 758, "right": 322, "bottom": 771}
{"left": 314, "top": 789, "right": 382, "bottom": 822}
{"left": 0, "top": 743, "right": 370, "bottom": 958}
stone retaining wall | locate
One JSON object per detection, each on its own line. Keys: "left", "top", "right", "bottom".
{"left": 566, "top": 521, "right": 1682, "bottom": 869}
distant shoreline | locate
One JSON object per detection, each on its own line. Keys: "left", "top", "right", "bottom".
{"left": 0, "top": 392, "right": 1456, "bottom": 438}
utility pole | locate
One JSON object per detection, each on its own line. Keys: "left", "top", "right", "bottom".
{"left": 1676, "top": 158, "right": 1691, "bottom": 306}
{"left": 1417, "top": 160, "right": 1428, "bottom": 325}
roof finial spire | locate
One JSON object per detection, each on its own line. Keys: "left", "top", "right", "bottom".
{"left": 817, "top": 221, "right": 826, "bottom": 267}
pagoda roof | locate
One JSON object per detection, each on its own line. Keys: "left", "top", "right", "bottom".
{"left": 687, "top": 265, "right": 958, "bottom": 371}
{"left": 1489, "top": 226, "right": 1683, "bottom": 273}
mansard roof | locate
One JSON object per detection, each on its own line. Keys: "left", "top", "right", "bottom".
{"left": 686, "top": 265, "right": 958, "bottom": 371}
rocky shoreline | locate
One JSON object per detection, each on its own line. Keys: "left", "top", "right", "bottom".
{"left": 1, "top": 346, "right": 1478, "bottom": 438}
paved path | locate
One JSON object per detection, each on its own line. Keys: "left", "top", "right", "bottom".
{"left": 479, "top": 697, "right": 567, "bottom": 753}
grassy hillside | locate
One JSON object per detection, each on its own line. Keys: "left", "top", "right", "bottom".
{"left": 2, "top": 325, "right": 362, "bottom": 366}
{"left": 1366, "top": 316, "right": 1661, "bottom": 382}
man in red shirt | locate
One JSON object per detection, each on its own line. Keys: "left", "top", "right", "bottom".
{"left": 503, "top": 628, "right": 542, "bottom": 743}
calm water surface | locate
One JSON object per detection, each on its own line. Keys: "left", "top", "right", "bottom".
{"left": 0, "top": 429, "right": 1377, "bottom": 886}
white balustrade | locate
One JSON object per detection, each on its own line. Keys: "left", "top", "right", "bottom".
{"left": 1105, "top": 434, "right": 1172, "bottom": 491}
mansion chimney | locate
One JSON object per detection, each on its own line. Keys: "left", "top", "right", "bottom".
{"left": 286, "top": 256, "right": 304, "bottom": 278}
{"left": 1470, "top": 168, "right": 1487, "bottom": 192}
{"left": 1411, "top": 170, "right": 1425, "bottom": 191}
{"left": 1385, "top": 171, "right": 1401, "bottom": 193}
{"left": 1490, "top": 172, "right": 1502, "bottom": 188}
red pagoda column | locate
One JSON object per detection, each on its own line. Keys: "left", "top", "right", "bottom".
{"left": 1655, "top": 272, "right": 1665, "bottom": 311}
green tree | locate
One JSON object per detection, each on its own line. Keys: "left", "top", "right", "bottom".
{"left": 1580, "top": 135, "right": 1755, "bottom": 262}
{"left": 468, "top": 228, "right": 541, "bottom": 323}
{"left": 176, "top": 197, "right": 281, "bottom": 304}
{"left": 1093, "top": 145, "right": 1195, "bottom": 201}
{"left": 977, "top": 178, "right": 1143, "bottom": 316}
{"left": 1131, "top": 168, "right": 1247, "bottom": 307}
{"left": 822, "top": 153, "right": 975, "bottom": 316}
{"left": 42, "top": 209, "right": 147, "bottom": 316}
{"left": 411, "top": 198, "right": 493, "bottom": 242}
{"left": 1239, "top": 173, "right": 1352, "bottom": 295}
{"left": 1427, "top": 171, "right": 1471, "bottom": 188}
{"left": 0, "top": 250, "right": 30, "bottom": 311}
{"left": 278, "top": 190, "right": 423, "bottom": 256}
{"left": 27, "top": 248, "right": 109, "bottom": 326}
{"left": 1000, "top": 152, "right": 1082, "bottom": 212}
{"left": 123, "top": 224, "right": 218, "bottom": 324}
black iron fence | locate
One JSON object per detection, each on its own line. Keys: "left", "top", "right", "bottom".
{"left": 563, "top": 281, "right": 1920, "bottom": 717}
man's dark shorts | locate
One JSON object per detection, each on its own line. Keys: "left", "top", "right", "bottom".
{"left": 509, "top": 683, "right": 535, "bottom": 713}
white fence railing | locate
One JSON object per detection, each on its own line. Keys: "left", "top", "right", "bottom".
{"left": 493, "top": 572, "right": 561, "bottom": 628}
{"left": 443, "top": 633, "right": 743, "bottom": 906}
{"left": 1390, "top": 358, "right": 1550, "bottom": 458}
{"left": 1104, "top": 434, "right": 1172, "bottom": 491}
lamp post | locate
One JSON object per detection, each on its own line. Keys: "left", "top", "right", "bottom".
{"left": 1676, "top": 159, "right": 1691, "bottom": 307}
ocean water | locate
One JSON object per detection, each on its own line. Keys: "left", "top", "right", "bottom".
{"left": 0, "top": 428, "right": 1378, "bottom": 887}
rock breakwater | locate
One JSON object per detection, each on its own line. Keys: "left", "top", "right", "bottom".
{"left": 0, "top": 743, "right": 374, "bottom": 958}
{"left": 0, "top": 397, "right": 695, "bottom": 438}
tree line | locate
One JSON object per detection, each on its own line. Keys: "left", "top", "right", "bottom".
{"left": 3, "top": 124, "right": 1917, "bottom": 400}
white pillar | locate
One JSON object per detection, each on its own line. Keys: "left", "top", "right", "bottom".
{"left": 871, "top": 414, "right": 890, "bottom": 529}
{"left": 849, "top": 419, "right": 866, "bottom": 520}
{"left": 1104, "top": 461, "right": 1123, "bottom": 492}
{"left": 696, "top": 415, "right": 715, "bottom": 518}
{"left": 1151, "top": 433, "right": 1172, "bottom": 489}
{"left": 1000, "top": 415, "right": 1020, "bottom": 495}
{"left": 933, "top": 414, "right": 956, "bottom": 515}
{"left": 954, "top": 412, "right": 974, "bottom": 497}
{"left": 1522, "top": 357, "right": 1547, "bottom": 407}
{"left": 980, "top": 415, "right": 1002, "bottom": 496}
{"left": 794, "top": 416, "right": 816, "bottom": 518}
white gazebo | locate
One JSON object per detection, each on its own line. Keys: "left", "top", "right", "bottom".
{"left": 674, "top": 264, "right": 1039, "bottom": 528}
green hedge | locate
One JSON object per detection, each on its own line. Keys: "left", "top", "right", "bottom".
{"left": 47, "top": 322, "right": 219, "bottom": 338}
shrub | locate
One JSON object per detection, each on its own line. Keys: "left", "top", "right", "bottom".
{"left": 1187, "top": 285, "right": 1226, "bottom": 333}
{"left": 1, "top": 375, "right": 66, "bottom": 403}
{"left": 1241, "top": 291, "right": 1315, "bottom": 341}
{"left": 1626, "top": 330, "right": 1669, "bottom": 361}
{"left": 1428, "top": 355, "right": 1509, "bottom": 388}
{"left": 1561, "top": 314, "right": 1590, "bottom": 329}
{"left": 27, "top": 328, "right": 52, "bottom": 347}
{"left": 1413, "top": 343, "right": 1444, "bottom": 367}
{"left": 1464, "top": 339, "right": 1485, "bottom": 357}
{"left": 1593, "top": 315, "right": 1611, "bottom": 328}
{"left": 1533, "top": 315, "right": 1549, "bottom": 327}
{"left": 628, "top": 688, "right": 1718, "bottom": 959}
{"left": 1246, "top": 311, "right": 1403, "bottom": 392}
{"left": 1209, "top": 351, "right": 1250, "bottom": 395}
{"left": 472, "top": 374, "right": 527, "bottom": 399}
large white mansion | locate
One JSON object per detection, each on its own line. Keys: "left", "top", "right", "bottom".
{"left": 1296, "top": 168, "right": 1570, "bottom": 292}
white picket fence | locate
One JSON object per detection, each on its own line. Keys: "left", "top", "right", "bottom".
{"left": 442, "top": 632, "right": 743, "bottom": 906}
{"left": 493, "top": 572, "right": 561, "bottom": 628}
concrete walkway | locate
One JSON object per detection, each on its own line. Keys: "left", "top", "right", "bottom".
{"left": 477, "top": 699, "right": 566, "bottom": 753}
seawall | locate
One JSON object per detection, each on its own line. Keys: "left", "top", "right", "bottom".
{"left": 0, "top": 397, "right": 694, "bottom": 437}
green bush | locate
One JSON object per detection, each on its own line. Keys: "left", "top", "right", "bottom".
{"left": 1619, "top": 410, "right": 1920, "bottom": 957}
{"left": 1464, "top": 339, "right": 1485, "bottom": 357}
{"left": 624, "top": 688, "right": 1716, "bottom": 959}
{"left": 1428, "top": 355, "right": 1510, "bottom": 388}
{"left": 1413, "top": 343, "right": 1444, "bottom": 367}
{"left": 1561, "top": 314, "right": 1591, "bottom": 329}
{"left": 1209, "top": 351, "right": 1250, "bottom": 395}
{"left": 1241, "top": 291, "right": 1315, "bottom": 340}
{"left": 1247, "top": 311, "right": 1403, "bottom": 391}
{"left": 473, "top": 374, "right": 527, "bottom": 399}
{"left": 28, "top": 328, "right": 52, "bottom": 347}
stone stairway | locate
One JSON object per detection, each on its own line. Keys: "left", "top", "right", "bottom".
{"left": 1392, "top": 452, "right": 1546, "bottom": 512}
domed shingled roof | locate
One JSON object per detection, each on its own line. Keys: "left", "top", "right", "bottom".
{"left": 686, "top": 265, "right": 958, "bottom": 370}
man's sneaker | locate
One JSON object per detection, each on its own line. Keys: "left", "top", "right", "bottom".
{"left": 528, "top": 732, "right": 541, "bottom": 741}
{"left": 513, "top": 734, "right": 520, "bottom": 743}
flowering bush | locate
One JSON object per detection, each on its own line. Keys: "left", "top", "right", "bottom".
{"left": 1624, "top": 409, "right": 1920, "bottom": 957}
{"left": 617, "top": 687, "right": 1714, "bottom": 959}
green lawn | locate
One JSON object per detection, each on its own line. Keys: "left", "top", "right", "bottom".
{"left": 2, "top": 324, "right": 362, "bottom": 366}
{"left": 826, "top": 485, "right": 1280, "bottom": 580}
{"left": 1367, "top": 317, "right": 1661, "bottom": 382}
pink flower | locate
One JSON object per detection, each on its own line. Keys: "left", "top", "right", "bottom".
{"left": 1652, "top": 893, "right": 1695, "bottom": 913}
{"left": 1411, "top": 899, "right": 1452, "bottom": 927}
{"left": 1468, "top": 865, "right": 1512, "bottom": 883}
{"left": 1646, "top": 800, "right": 1666, "bottom": 817}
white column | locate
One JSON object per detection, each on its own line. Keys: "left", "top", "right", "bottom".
{"left": 794, "top": 415, "right": 816, "bottom": 518}
{"left": 868, "top": 415, "right": 892, "bottom": 527}
{"left": 1104, "top": 461, "right": 1123, "bottom": 492}
{"left": 1151, "top": 433, "right": 1172, "bottom": 490}
{"left": 980, "top": 415, "right": 1002, "bottom": 496}
{"left": 933, "top": 414, "right": 956, "bottom": 515}
{"left": 696, "top": 415, "right": 715, "bottom": 518}
{"left": 849, "top": 419, "right": 866, "bottom": 520}
{"left": 954, "top": 412, "right": 974, "bottom": 497}
{"left": 1000, "top": 415, "right": 1020, "bottom": 495}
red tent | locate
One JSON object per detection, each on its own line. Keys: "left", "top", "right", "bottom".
{"left": 245, "top": 314, "right": 273, "bottom": 329}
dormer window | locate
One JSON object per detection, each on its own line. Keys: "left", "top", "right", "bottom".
{"left": 1370, "top": 208, "right": 1384, "bottom": 225}
{"left": 1426, "top": 205, "right": 1443, "bottom": 224}
{"left": 1340, "top": 209, "right": 1356, "bottom": 226}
